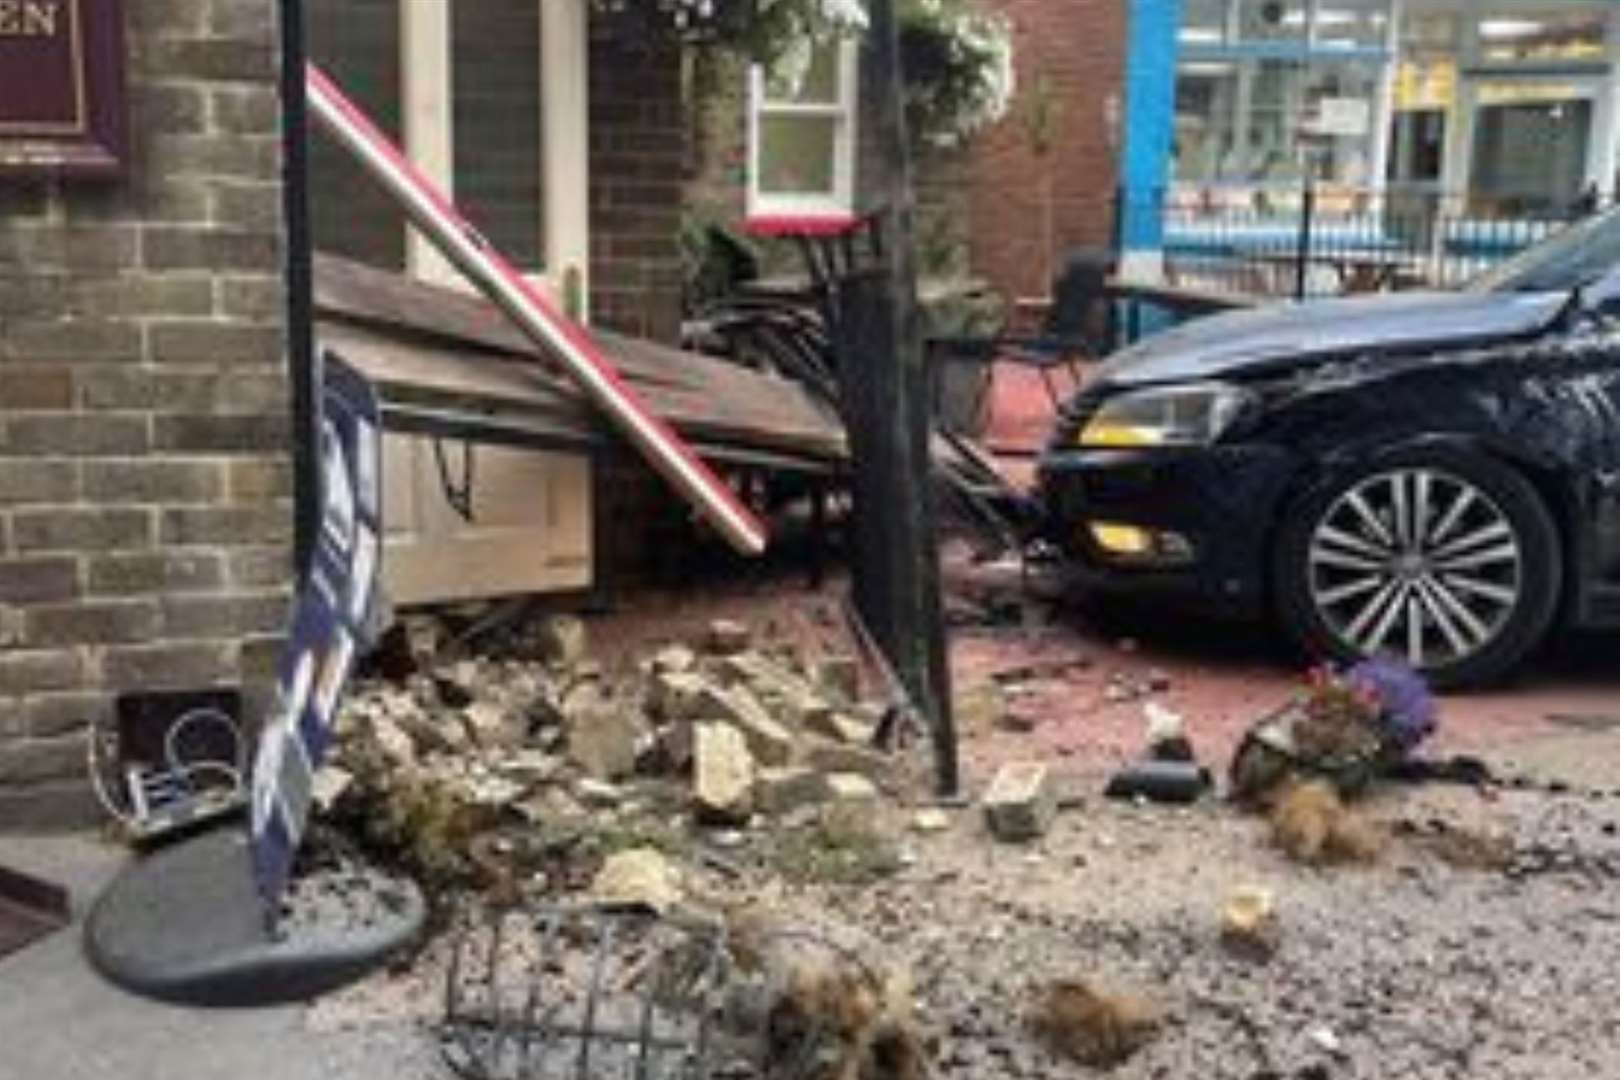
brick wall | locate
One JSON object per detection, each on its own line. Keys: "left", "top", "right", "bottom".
{"left": 0, "top": 0, "right": 290, "bottom": 828}
{"left": 589, "top": 18, "right": 686, "bottom": 343}
{"left": 968, "top": 0, "right": 1126, "bottom": 301}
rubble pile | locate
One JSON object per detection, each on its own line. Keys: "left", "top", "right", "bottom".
{"left": 316, "top": 613, "right": 920, "bottom": 895}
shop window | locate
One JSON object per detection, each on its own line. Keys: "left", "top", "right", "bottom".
{"left": 452, "top": 0, "right": 544, "bottom": 271}
{"left": 1180, "top": 0, "right": 1230, "bottom": 47}
{"left": 747, "top": 39, "right": 859, "bottom": 230}
{"left": 1479, "top": 11, "right": 1609, "bottom": 66}
{"left": 306, "top": 0, "right": 406, "bottom": 271}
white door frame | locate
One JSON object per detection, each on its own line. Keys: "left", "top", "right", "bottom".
{"left": 399, "top": 0, "right": 591, "bottom": 317}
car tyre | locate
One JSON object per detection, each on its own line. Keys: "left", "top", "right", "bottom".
{"left": 1273, "top": 447, "right": 1561, "bottom": 689}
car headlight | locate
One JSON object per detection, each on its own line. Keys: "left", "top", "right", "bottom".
{"left": 1078, "top": 382, "right": 1254, "bottom": 448}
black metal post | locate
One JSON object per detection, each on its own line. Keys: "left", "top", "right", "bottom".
{"left": 836, "top": 0, "right": 957, "bottom": 796}
{"left": 1295, "top": 176, "right": 1315, "bottom": 302}
{"left": 279, "top": 0, "right": 318, "bottom": 581}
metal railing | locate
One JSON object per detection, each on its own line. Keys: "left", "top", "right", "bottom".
{"left": 1124, "top": 185, "right": 1606, "bottom": 301}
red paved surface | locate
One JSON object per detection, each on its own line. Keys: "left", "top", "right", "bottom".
{"left": 575, "top": 543, "right": 1620, "bottom": 792}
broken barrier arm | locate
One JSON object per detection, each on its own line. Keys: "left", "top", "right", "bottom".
{"left": 304, "top": 63, "right": 768, "bottom": 557}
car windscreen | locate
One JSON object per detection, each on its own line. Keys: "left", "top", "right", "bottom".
{"left": 1470, "top": 208, "right": 1620, "bottom": 294}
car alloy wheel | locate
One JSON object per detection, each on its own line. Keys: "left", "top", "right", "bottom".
{"left": 1305, "top": 467, "right": 1524, "bottom": 671}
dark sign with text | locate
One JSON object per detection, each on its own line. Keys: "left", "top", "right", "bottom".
{"left": 249, "top": 353, "right": 384, "bottom": 916}
{"left": 0, "top": 0, "right": 128, "bottom": 177}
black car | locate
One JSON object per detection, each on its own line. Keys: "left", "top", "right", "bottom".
{"left": 1038, "top": 208, "right": 1620, "bottom": 688}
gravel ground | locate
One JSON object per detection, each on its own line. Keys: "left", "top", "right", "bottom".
{"left": 789, "top": 772, "right": 1620, "bottom": 1080}
{"left": 294, "top": 555, "right": 1620, "bottom": 1080}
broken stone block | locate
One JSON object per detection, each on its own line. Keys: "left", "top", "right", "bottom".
{"left": 539, "top": 613, "right": 588, "bottom": 665}
{"left": 911, "top": 808, "right": 950, "bottom": 834}
{"left": 567, "top": 691, "right": 643, "bottom": 781}
{"left": 462, "top": 700, "right": 526, "bottom": 750}
{"left": 574, "top": 778, "right": 623, "bottom": 808}
{"left": 693, "top": 722, "right": 756, "bottom": 825}
{"left": 754, "top": 767, "right": 828, "bottom": 816}
{"left": 706, "top": 618, "right": 751, "bottom": 655}
{"left": 812, "top": 654, "right": 862, "bottom": 703}
{"left": 652, "top": 644, "right": 697, "bottom": 675}
{"left": 310, "top": 766, "right": 354, "bottom": 813}
{"left": 823, "top": 772, "right": 879, "bottom": 805}
{"left": 953, "top": 682, "right": 1006, "bottom": 732}
{"left": 591, "top": 848, "right": 682, "bottom": 915}
{"left": 647, "top": 670, "right": 708, "bottom": 723}
{"left": 697, "top": 683, "right": 794, "bottom": 766}
{"left": 806, "top": 711, "right": 877, "bottom": 746}
{"left": 497, "top": 750, "right": 561, "bottom": 788}
{"left": 1221, "top": 884, "right": 1278, "bottom": 958}
{"left": 368, "top": 715, "right": 418, "bottom": 770}
{"left": 803, "top": 738, "right": 889, "bottom": 783}
{"left": 982, "top": 762, "right": 1054, "bottom": 842}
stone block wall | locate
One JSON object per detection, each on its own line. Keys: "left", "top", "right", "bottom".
{"left": 0, "top": 0, "right": 290, "bottom": 828}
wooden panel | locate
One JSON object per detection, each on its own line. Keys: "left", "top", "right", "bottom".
{"left": 313, "top": 255, "right": 847, "bottom": 461}
{"left": 381, "top": 432, "right": 593, "bottom": 605}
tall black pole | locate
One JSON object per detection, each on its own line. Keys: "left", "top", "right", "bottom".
{"left": 839, "top": 0, "right": 958, "bottom": 796}
{"left": 279, "top": 0, "right": 318, "bottom": 582}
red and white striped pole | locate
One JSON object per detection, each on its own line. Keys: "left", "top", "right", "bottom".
{"left": 305, "top": 63, "right": 769, "bottom": 556}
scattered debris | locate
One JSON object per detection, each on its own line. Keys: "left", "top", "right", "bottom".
{"left": 1400, "top": 818, "right": 1516, "bottom": 871}
{"left": 706, "top": 618, "right": 752, "bottom": 656}
{"left": 1270, "top": 780, "right": 1384, "bottom": 865}
{"left": 755, "top": 767, "right": 828, "bottom": 817}
{"left": 693, "top": 722, "right": 757, "bottom": 826}
{"left": 1143, "top": 701, "right": 1195, "bottom": 762}
{"left": 1028, "top": 977, "right": 1162, "bottom": 1067}
{"left": 538, "top": 613, "right": 588, "bottom": 666}
{"left": 1104, "top": 760, "right": 1211, "bottom": 804}
{"left": 824, "top": 773, "right": 880, "bottom": 806}
{"left": 911, "top": 808, "right": 951, "bottom": 834}
{"left": 590, "top": 847, "right": 683, "bottom": 915}
{"left": 1221, "top": 883, "right": 1279, "bottom": 958}
{"left": 952, "top": 681, "right": 1006, "bottom": 733}
{"left": 983, "top": 762, "right": 1055, "bottom": 843}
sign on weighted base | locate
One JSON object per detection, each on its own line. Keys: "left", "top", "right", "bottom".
{"left": 249, "top": 352, "right": 384, "bottom": 916}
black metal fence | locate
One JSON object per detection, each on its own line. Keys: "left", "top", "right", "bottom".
{"left": 1125, "top": 185, "right": 1606, "bottom": 301}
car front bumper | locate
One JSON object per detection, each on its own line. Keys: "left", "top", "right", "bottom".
{"left": 1036, "top": 442, "right": 1299, "bottom": 619}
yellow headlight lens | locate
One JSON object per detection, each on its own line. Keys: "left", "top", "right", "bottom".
{"left": 1077, "top": 420, "right": 1164, "bottom": 448}
{"left": 1089, "top": 522, "right": 1154, "bottom": 556}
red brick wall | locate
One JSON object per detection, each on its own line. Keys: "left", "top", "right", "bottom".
{"left": 589, "top": 20, "right": 686, "bottom": 343}
{"left": 969, "top": 0, "right": 1125, "bottom": 302}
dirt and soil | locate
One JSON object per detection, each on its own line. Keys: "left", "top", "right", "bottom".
{"left": 303, "top": 544, "right": 1620, "bottom": 1080}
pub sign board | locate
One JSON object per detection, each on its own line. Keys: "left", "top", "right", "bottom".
{"left": 0, "top": 0, "right": 128, "bottom": 177}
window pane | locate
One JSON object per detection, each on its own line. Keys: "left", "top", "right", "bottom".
{"left": 1174, "top": 61, "right": 1240, "bottom": 182}
{"left": 453, "top": 0, "right": 544, "bottom": 270}
{"left": 1180, "top": 0, "right": 1228, "bottom": 47}
{"left": 765, "top": 40, "right": 841, "bottom": 104}
{"left": 759, "top": 114, "right": 838, "bottom": 195}
{"left": 1236, "top": 0, "right": 1307, "bottom": 43}
{"left": 1471, "top": 95, "right": 1592, "bottom": 214}
{"left": 1313, "top": 0, "right": 1393, "bottom": 50}
{"left": 306, "top": 0, "right": 404, "bottom": 271}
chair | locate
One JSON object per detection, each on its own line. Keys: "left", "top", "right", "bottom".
{"left": 998, "top": 250, "right": 1116, "bottom": 407}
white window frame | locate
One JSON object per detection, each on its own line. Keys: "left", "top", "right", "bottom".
{"left": 399, "top": 0, "right": 591, "bottom": 317}
{"left": 746, "top": 38, "right": 860, "bottom": 232}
